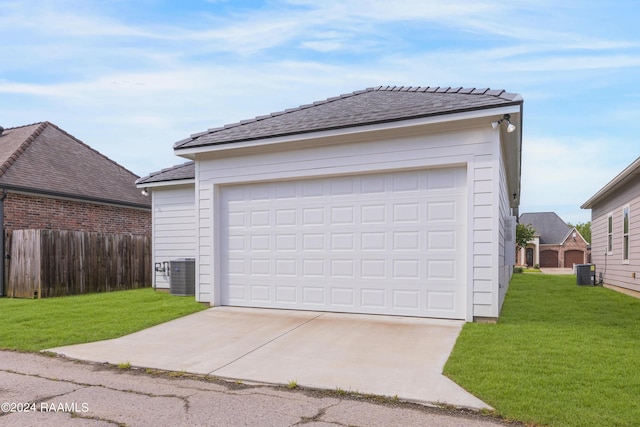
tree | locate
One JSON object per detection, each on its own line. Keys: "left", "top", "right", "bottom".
{"left": 568, "top": 221, "right": 591, "bottom": 244}
{"left": 516, "top": 223, "right": 536, "bottom": 250}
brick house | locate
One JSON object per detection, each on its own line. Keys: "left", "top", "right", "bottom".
{"left": 0, "top": 122, "right": 151, "bottom": 295}
{"left": 517, "top": 212, "right": 590, "bottom": 268}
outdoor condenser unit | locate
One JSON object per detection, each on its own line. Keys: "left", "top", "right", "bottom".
{"left": 576, "top": 264, "right": 596, "bottom": 286}
{"left": 169, "top": 258, "right": 195, "bottom": 296}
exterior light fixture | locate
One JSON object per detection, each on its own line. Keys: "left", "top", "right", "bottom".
{"left": 491, "top": 114, "right": 517, "bottom": 133}
{"left": 141, "top": 188, "right": 149, "bottom": 196}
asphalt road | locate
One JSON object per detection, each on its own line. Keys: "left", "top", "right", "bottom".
{"left": 0, "top": 351, "right": 518, "bottom": 427}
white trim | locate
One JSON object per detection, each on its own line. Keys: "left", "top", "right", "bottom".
{"left": 465, "top": 162, "right": 475, "bottom": 322}
{"left": 211, "top": 183, "right": 221, "bottom": 306}
{"left": 622, "top": 204, "right": 630, "bottom": 263}
{"left": 136, "top": 179, "right": 195, "bottom": 189}
{"left": 607, "top": 211, "right": 614, "bottom": 255}
{"left": 151, "top": 190, "right": 156, "bottom": 289}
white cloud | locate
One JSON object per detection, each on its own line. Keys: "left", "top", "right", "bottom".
{"left": 0, "top": 0, "right": 639, "bottom": 222}
{"left": 520, "top": 135, "right": 632, "bottom": 213}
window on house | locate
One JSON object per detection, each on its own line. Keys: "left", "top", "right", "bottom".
{"left": 607, "top": 213, "right": 613, "bottom": 254}
{"left": 623, "top": 206, "right": 630, "bottom": 262}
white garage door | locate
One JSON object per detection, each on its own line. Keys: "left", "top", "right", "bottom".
{"left": 220, "top": 167, "right": 467, "bottom": 319}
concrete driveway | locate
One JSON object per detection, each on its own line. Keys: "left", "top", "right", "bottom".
{"left": 48, "top": 307, "right": 489, "bottom": 410}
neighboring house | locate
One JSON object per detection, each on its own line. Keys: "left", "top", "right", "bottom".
{"left": 136, "top": 161, "right": 196, "bottom": 290}
{"left": 0, "top": 122, "right": 151, "bottom": 295}
{"left": 517, "top": 212, "right": 589, "bottom": 268}
{"left": 147, "top": 86, "right": 524, "bottom": 321}
{"left": 581, "top": 157, "right": 640, "bottom": 295}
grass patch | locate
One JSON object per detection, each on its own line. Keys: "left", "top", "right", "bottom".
{"left": 445, "top": 273, "right": 640, "bottom": 427}
{"left": 0, "top": 288, "right": 207, "bottom": 352}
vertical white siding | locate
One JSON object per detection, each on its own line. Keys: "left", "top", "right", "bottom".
{"left": 471, "top": 154, "right": 499, "bottom": 318}
{"left": 152, "top": 185, "right": 196, "bottom": 290}
{"left": 196, "top": 183, "right": 214, "bottom": 302}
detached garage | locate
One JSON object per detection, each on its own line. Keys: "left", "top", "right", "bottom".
{"left": 167, "top": 86, "right": 523, "bottom": 321}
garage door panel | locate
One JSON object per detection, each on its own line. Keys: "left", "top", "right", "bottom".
{"left": 251, "top": 285, "right": 270, "bottom": 302}
{"left": 220, "top": 168, "right": 467, "bottom": 319}
{"left": 427, "top": 201, "right": 458, "bottom": 222}
{"left": 427, "top": 230, "right": 458, "bottom": 251}
{"left": 302, "top": 286, "right": 325, "bottom": 305}
{"left": 392, "top": 290, "right": 420, "bottom": 310}
{"left": 427, "top": 291, "right": 457, "bottom": 312}
{"left": 361, "top": 259, "right": 386, "bottom": 278}
{"left": 427, "top": 260, "right": 457, "bottom": 279}
{"left": 361, "top": 288, "right": 386, "bottom": 309}
{"left": 361, "top": 204, "right": 386, "bottom": 223}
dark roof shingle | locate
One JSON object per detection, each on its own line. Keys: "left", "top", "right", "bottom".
{"left": 136, "top": 161, "right": 195, "bottom": 185}
{"left": 0, "top": 122, "right": 150, "bottom": 208}
{"left": 174, "top": 86, "right": 523, "bottom": 150}
{"left": 519, "top": 212, "right": 571, "bottom": 245}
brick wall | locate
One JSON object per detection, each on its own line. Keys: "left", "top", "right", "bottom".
{"left": 4, "top": 192, "right": 151, "bottom": 235}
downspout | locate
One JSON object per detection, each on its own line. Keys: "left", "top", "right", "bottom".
{"left": 0, "top": 188, "right": 7, "bottom": 297}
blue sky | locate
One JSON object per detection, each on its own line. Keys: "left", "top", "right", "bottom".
{"left": 1, "top": 0, "right": 639, "bottom": 224}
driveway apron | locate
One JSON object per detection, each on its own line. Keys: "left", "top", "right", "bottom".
{"left": 48, "top": 307, "right": 490, "bottom": 410}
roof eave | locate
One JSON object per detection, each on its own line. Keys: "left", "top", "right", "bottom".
{"left": 505, "top": 103, "right": 523, "bottom": 209}
{"left": 1, "top": 185, "right": 151, "bottom": 210}
{"left": 174, "top": 103, "right": 523, "bottom": 157}
{"left": 136, "top": 178, "right": 195, "bottom": 189}
{"left": 581, "top": 156, "right": 640, "bottom": 209}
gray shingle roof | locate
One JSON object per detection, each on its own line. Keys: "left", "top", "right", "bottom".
{"left": 0, "top": 122, "right": 150, "bottom": 208}
{"left": 174, "top": 86, "right": 523, "bottom": 150}
{"left": 136, "top": 161, "right": 195, "bottom": 185}
{"left": 519, "top": 212, "right": 571, "bottom": 245}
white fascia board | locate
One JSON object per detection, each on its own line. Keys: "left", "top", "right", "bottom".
{"left": 174, "top": 105, "right": 522, "bottom": 158}
{"left": 136, "top": 179, "right": 195, "bottom": 189}
{"left": 581, "top": 156, "right": 640, "bottom": 209}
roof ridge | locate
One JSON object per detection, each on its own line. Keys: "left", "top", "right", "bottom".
{"left": 43, "top": 121, "right": 141, "bottom": 179}
{"left": 0, "top": 122, "right": 48, "bottom": 178}
{"left": 0, "top": 121, "right": 141, "bottom": 180}
{"left": 3, "top": 121, "right": 47, "bottom": 131}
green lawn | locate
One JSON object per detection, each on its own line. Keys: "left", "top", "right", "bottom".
{"left": 445, "top": 273, "right": 640, "bottom": 427}
{"left": 0, "top": 289, "right": 207, "bottom": 352}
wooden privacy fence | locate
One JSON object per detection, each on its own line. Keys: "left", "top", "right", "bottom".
{"left": 7, "top": 229, "right": 151, "bottom": 298}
